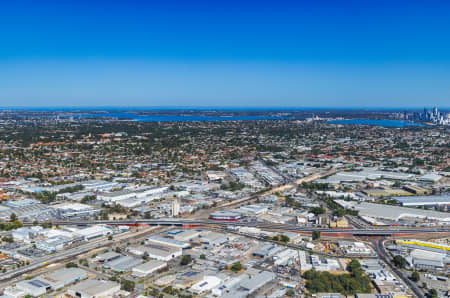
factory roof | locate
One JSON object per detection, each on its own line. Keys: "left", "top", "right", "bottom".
{"left": 147, "top": 235, "right": 190, "bottom": 248}
{"left": 335, "top": 200, "right": 450, "bottom": 221}
{"left": 40, "top": 267, "right": 87, "bottom": 285}
{"left": 68, "top": 279, "right": 119, "bottom": 296}
{"left": 104, "top": 255, "right": 143, "bottom": 272}
{"left": 132, "top": 260, "right": 166, "bottom": 273}
{"left": 395, "top": 195, "right": 450, "bottom": 206}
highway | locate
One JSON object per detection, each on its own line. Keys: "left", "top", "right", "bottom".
{"left": 23, "top": 219, "right": 450, "bottom": 236}
{"left": 371, "top": 238, "right": 425, "bottom": 298}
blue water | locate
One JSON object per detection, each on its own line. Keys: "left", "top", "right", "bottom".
{"left": 327, "top": 119, "right": 426, "bottom": 127}
{"left": 74, "top": 112, "right": 290, "bottom": 122}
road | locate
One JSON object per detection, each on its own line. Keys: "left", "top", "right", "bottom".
{"left": 371, "top": 238, "right": 425, "bottom": 298}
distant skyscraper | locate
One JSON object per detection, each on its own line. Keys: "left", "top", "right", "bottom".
{"left": 172, "top": 199, "right": 180, "bottom": 217}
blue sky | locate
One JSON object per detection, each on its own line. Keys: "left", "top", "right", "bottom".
{"left": 1, "top": 0, "right": 449, "bottom": 107}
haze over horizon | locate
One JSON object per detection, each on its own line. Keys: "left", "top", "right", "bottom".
{"left": 1, "top": 0, "right": 450, "bottom": 108}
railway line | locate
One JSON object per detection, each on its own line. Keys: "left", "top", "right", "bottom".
{"left": 23, "top": 218, "right": 450, "bottom": 236}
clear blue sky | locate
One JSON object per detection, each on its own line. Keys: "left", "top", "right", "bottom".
{"left": 1, "top": 0, "right": 449, "bottom": 107}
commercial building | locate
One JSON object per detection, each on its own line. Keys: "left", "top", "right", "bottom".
{"left": 335, "top": 200, "right": 450, "bottom": 222}
{"left": 190, "top": 276, "right": 222, "bottom": 294}
{"left": 410, "top": 249, "right": 447, "bottom": 270}
{"left": 94, "top": 251, "right": 121, "bottom": 263}
{"left": 403, "top": 185, "right": 431, "bottom": 195}
{"left": 132, "top": 260, "right": 167, "bottom": 277}
{"left": 128, "top": 244, "right": 182, "bottom": 261}
{"left": 67, "top": 279, "right": 120, "bottom": 298}
{"left": 168, "top": 229, "right": 201, "bottom": 242}
{"left": 315, "top": 168, "right": 415, "bottom": 185}
{"left": 209, "top": 211, "right": 242, "bottom": 221}
{"left": 104, "top": 255, "right": 143, "bottom": 272}
{"left": 237, "top": 204, "right": 268, "bottom": 215}
{"left": 14, "top": 268, "right": 88, "bottom": 296}
{"left": 147, "top": 235, "right": 191, "bottom": 249}
{"left": 74, "top": 225, "right": 112, "bottom": 241}
{"left": 51, "top": 202, "right": 100, "bottom": 219}
{"left": 221, "top": 270, "right": 276, "bottom": 298}
{"left": 396, "top": 239, "right": 450, "bottom": 253}
{"left": 418, "top": 173, "right": 442, "bottom": 183}
{"left": 395, "top": 195, "right": 450, "bottom": 208}
{"left": 172, "top": 199, "right": 180, "bottom": 216}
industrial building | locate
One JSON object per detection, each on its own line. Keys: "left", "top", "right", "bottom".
{"left": 51, "top": 202, "right": 100, "bottom": 219}
{"left": 132, "top": 260, "right": 167, "bottom": 277}
{"left": 74, "top": 225, "right": 112, "bottom": 240}
{"left": 335, "top": 200, "right": 450, "bottom": 222}
{"left": 13, "top": 268, "right": 87, "bottom": 297}
{"left": 395, "top": 195, "right": 450, "bottom": 208}
{"left": 167, "top": 229, "right": 201, "bottom": 242}
{"left": 147, "top": 235, "right": 191, "bottom": 249}
{"left": 104, "top": 255, "right": 142, "bottom": 272}
{"left": 128, "top": 244, "right": 182, "bottom": 261}
{"left": 94, "top": 251, "right": 121, "bottom": 263}
{"left": 209, "top": 210, "right": 242, "bottom": 221}
{"left": 220, "top": 269, "right": 276, "bottom": 298}
{"left": 190, "top": 276, "right": 222, "bottom": 294}
{"left": 396, "top": 239, "right": 450, "bottom": 253}
{"left": 315, "top": 168, "right": 415, "bottom": 184}
{"left": 410, "top": 249, "right": 447, "bottom": 270}
{"left": 67, "top": 279, "right": 120, "bottom": 298}
{"left": 403, "top": 185, "right": 431, "bottom": 195}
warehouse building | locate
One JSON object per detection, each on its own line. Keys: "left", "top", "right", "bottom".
{"left": 94, "top": 251, "right": 121, "bottom": 263}
{"left": 395, "top": 195, "right": 450, "bottom": 208}
{"left": 168, "top": 229, "right": 201, "bottom": 242}
{"left": 418, "top": 173, "right": 442, "bottom": 183}
{"left": 104, "top": 255, "right": 142, "bottom": 272}
{"left": 74, "top": 225, "right": 112, "bottom": 241}
{"left": 147, "top": 235, "right": 191, "bottom": 249}
{"left": 403, "top": 185, "right": 431, "bottom": 195}
{"left": 128, "top": 244, "right": 182, "bottom": 261}
{"left": 51, "top": 202, "right": 100, "bottom": 219}
{"left": 132, "top": 260, "right": 167, "bottom": 277}
{"left": 410, "top": 249, "right": 447, "bottom": 270}
{"left": 67, "top": 279, "right": 120, "bottom": 298}
{"left": 189, "top": 276, "right": 222, "bottom": 294}
{"left": 335, "top": 200, "right": 450, "bottom": 222}
{"left": 14, "top": 268, "right": 87, "bottom": 296}
{"left": 221, "top": 270, "right": 276, "bottom": 298}
{"left": 396, "top": 239, "right": 450, "bottom": 253}
{"left": 209, "top": 211, "right": 242, "bottom": 221}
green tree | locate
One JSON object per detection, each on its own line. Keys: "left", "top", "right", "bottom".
{"left": 429, "top": 288, "right": 438, "bottom": 298}
{"left": 392, "top": 255, "right": 407, "bottom": 269}
{"left": 10, "top": 213, "right": 17, "bottom": 222}
{"left": 286, "top": 289, "right": 295, "bottom": 296}
{"left": 65, "top": 262, "right": 78, "bottom": 268}
{"left": 411, "top": 271, "right": 420, "bottom": 282}
{"left": 180, "top": 255, "right": 192, "bottom": 266}
{"left": 280, "top": 235, "right": 290, "bottom": 243}
{"left": 200, "top": 254, "right": 206, "bottom": 260}
{"left": 347, "top": 260, "right": 361, "bottom": 273}
{"left": 312, "top": 231, "right": 320, "bottom": 240}
{"left": 231, "top": 262, "right": 243, "bottom": 272}
{"left": 121, "top": 279, "right": 135, "bottom": 291}
{"left": 309, "top": 207, "right": 325, "bottom": 216}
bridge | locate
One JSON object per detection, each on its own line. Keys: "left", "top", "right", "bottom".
{"left": 25, "top": 219, "right": 450, "bottom": 237}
